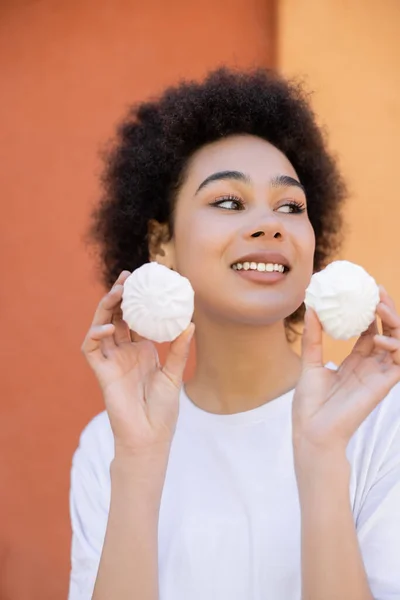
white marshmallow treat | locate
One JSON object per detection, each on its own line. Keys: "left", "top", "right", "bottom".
{"left": 121, "top": 262, "right": 195, "bottom": 343}
{"left": 304, "top": 260, "right": 380, "bottom": 340}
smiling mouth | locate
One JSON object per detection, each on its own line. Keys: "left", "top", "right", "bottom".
{"left": 231, "top": 261, "right": 289, "bottom": 273}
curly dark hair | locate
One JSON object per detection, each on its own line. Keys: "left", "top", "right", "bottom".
{"left": 88, "top": 67, "right": 347, "bottom": 334}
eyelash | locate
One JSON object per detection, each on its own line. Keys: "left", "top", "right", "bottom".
{"left": 210, "top": 195, "right": 306, "bottom": 213}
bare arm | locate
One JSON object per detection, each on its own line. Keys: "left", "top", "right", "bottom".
{"left": 295, "top": 451, "right": 373, "bottom": 600}
{"left": 79, "top": 270, "right": 194, "bottom": 600}
{"left": 292, "top": 290, "right": 400, "bottom": 599}
{"left": 92, "top": 451, "right": 169, "bottom": 600}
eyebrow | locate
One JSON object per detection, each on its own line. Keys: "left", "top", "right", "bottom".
{"left": 195, "top": 170, "right": 250, "bottom": 194}
{"left": 194, "top": 170, "right": 305, "bottom": 195}
{"left": 271, "top": 174, "right": 306, "bottom": 194}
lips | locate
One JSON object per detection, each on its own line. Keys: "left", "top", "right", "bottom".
{"left": 231, "top": 251, "right": 291, "bottom": 271}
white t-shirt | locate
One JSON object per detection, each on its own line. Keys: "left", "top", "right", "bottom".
{"left": 68, "top": 374, "right": 400, "bottom": 600}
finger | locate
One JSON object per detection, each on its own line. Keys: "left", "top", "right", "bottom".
{"left": 113, "top": 270, "right": 131, "bottom": 287}
{"left": 130, "top": 330, "right": 146, "bottom": 343}
{"left": 81, "top": 323, "right": 116, "bottom": 358}
{"left": 162, "top": 323, "right": 195, "bottom": 387}
{"left": 379, "top": 285, "right": 396, "bottom": 311}
{"left": 353, "top": 318, "right": 379, "bottom": 357}
{"left": 83, "top": 272, "right": 131, "bottom": 359}
{"left": 363, "top": 318, "right": 379, "bottom": 336}
{"left": 376, "top": 302, "right": 400, "bottom": 340}
{"left": 112, "top": 307, "right": 132, "bottom": 345}
{"left": 111, "top": 286, "right": 134, "bottom": 346}
{"left": 91, "top": 284, "right": 124, "bottom": 329}
{"left": 301, "top": 307, "right": 323, "bottom": 370}
{"left": 374, "top": 335, "right": 400, "bottom": 364}
{"left": 378, "top": 286, "right": 397, "bottom": 338}
{"left": 91, "top": 271, "right": 131, "bottom": 331}
{"left": 110, "top": 271, "right": 146, "bottom": 343}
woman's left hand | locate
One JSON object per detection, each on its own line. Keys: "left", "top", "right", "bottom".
{"left": 292, "top": 286, "right": 400, "bottom": 458}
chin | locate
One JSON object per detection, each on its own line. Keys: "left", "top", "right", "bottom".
{"left": 216, "top": 305, "right": 298, "bottom": 328}
{"left": 195, "top": 285, "right": 305, "bottom": 326}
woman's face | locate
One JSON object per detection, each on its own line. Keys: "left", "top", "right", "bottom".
{"left": 167, "top": 134, "right": 315, "bottom": 326}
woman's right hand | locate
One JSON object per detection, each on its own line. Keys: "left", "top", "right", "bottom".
{"left": 81, "top": 270, "right": 195, "bottom": 457}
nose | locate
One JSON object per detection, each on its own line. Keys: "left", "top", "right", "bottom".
{"left": 243, "top": 209, "right": 285, "bottom": 241}
{"left": 251, "top": 230, "right": 282, "bottom": 239}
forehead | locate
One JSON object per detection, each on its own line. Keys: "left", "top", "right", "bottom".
{"left": 185, "top": 134, "right": 299, "bottom": 184}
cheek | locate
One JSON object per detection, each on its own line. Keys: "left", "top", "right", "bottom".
{"left": 296, "top": 218, "right": 315, "bottom": 251}
{"left": 308, "top": 225, "right": 316, "bottom": 262}
{"left": 287, "top": 218, "right": 315, "bottom": 274}
{"left": 297, "top": 222, "right": 316, "bottom": 278}
{"left": 173, "top": 210, "right": 232, "bottom": 271}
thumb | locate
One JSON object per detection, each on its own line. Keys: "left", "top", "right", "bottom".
{"left": 162, "top": 323, "right": 195, "bottom": 387}
{"left": 301, "top": 307, "right": 323, "bottom": 370}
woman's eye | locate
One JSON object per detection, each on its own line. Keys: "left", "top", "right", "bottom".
{"left": 212, "top": 196, "right": 244, "bottom": 210}
{"left": 277, "top": 201, "right": 306, "bottom": 214}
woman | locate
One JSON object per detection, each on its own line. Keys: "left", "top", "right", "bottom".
{"left": 68, "top": 68, "right": 400, "bottom": 600}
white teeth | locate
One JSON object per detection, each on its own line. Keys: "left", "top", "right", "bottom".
{"left": 232, "top": 262, "right": 286, "bottom": 273}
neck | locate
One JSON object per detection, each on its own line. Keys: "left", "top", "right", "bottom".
{"left": 185, "top": 315, "right": 302, "bottom": 415}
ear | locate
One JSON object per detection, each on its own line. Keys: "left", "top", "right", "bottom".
{"left": 147, "top": 219, "right": 176, "bottom": 268}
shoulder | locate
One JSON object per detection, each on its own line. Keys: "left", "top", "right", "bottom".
{"left": 69, "top": 412, "right": 114, "bottom": 593}
{"left": 376, "top": 379, "right": 400, "bottom": 423}
{"left": 72, "top": 410, "right": 114, "bottom": 474}
{"left": 353, "top": 380, "right": 400, "bottom": 448}
{"left": 325, "top": 362, "right": 400, "bottom": 467}
{"left": 70, "top": 411, "right": 114, "bottom": 518}
{"left": 347, "top": 381, "right": 400, "bottom": 503}
{"left": 326, "top": 361, "right": 400, "bottom": 443}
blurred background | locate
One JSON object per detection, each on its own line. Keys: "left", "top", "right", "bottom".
{"left": 1, "top": 0, "right": 399, "bottom": 597}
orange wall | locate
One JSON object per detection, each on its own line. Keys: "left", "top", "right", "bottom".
{"left": 278, "top": 0, "right": 400, "bottom": 363}
{"left": 0, "top": 1, "right": 276, "bottom": 597}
